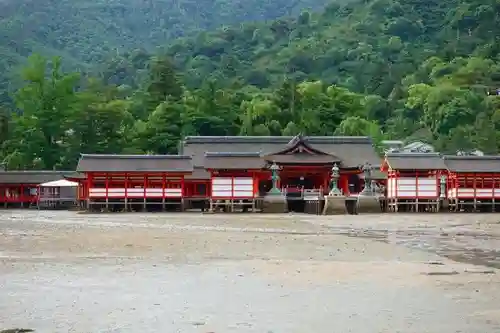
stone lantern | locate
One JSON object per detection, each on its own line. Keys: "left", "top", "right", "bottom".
{"left": 440, "top": 174, "right": 447, "bottom": 198}
{"left": 329, "top": 163, "right": 342, "bottom": 196}
{"left": 359, "top": 162, "right": 374, "bottom": 196}
{"left": 268, "top": 161, "right": 282, "bottom": 195}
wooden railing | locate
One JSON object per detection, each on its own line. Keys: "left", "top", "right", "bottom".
{"left": 281, "top": 186, "right": 324, "bottom": 200}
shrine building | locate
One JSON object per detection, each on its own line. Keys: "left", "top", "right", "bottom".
{"left": 74, "top": 135, "right": 383, "bottom": 212}
{"left": 0, "top": 171, "right": 70, "bottom": 208}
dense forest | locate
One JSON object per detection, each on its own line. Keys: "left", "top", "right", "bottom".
{"left": 0, "top": 0, "right": 335, "bottom": 101}
{"left": 0, "top": 0, "right": 499, "bottom": 170}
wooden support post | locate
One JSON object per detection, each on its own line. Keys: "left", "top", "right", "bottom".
{"left": 143, "top": 174, "right": 147, "bottom": 211}
{"left": 493, "top": 174, "right": 496, "bottom": 212}
{"left": 415, "top": 171, "right": 419, "bottom": 213}
{"left": 162, "top": 173, "right": 166, "bottom": 212}
{"left": 180, "top": 175, "right": 185, "bottom": 212}
{"left": 105, "top": 174, "right": 109, "bottom": 211}
{"left": 87, "top": 173, "right": 93, "bottom": 211}
{"left": 124, "top": 172, "right": 128, "bottom": 212}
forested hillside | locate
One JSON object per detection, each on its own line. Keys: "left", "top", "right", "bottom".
{"left": 0, "top": 0, "right": 334, "bottom": 63}
{"left": 0, "top": 0, "right": 334, "bottom": 100}
{"left": 1, "top": 0, "right": 500, "bottom": 170}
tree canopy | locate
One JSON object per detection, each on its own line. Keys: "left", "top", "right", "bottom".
{"left": 0, "top": 0, "right": 499, "bottom": 169}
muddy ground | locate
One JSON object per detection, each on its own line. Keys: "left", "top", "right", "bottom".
{"left": 1, "top": 211, "right": 500, "bottom": 333}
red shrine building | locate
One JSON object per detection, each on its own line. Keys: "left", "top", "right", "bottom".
{"left": 0, "top": 171, "right": 69, "bottom": 207}
{"left": 4, "top": 135, "right": 500, "bottom": 214}
{"left": 381, "top": 153, "right": 500, "bottom": 212}
{"left": 73, "top": 135, "right": 382, "bottom": 212}
{"left": 381, "top": 153, "right": 447, "bottom": 212}
{"left": 443, "top": 155, "right": 500, "bottom": 212}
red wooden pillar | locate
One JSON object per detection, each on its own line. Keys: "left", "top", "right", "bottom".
{"left": 493, "top": 174, "right": 496, "bottom": 198}
{"left": 231, "top": 175, "right": 235, "bottom": 199}
{"left": 323, "top": 173, "right": 328, "bottom": 194}
{"left": 124, "top": 172, "right": 128, "bottom": 199}
{"left": 143, "top": 174, "right": 147, "bottom": 199}
{"left": 415, "top": 171, "right": 419, "bottom": 198}
{"left": 209, "top": 171, "right": 214, "bottom": 198}
{"left": 87, "top": 173, "right": 93, "bottom": 199}
{"left": 181, "top": 175, "right": 185, "bottom": 197}
{"left": 473, "top": 173, "right": 477, "bottom": 199}
{"left": 19, "top": 184, "right": 24, "bottom": 203}
{"left": 105, "top": 174, "right": 109, "bottom": 200}
{"left": 395, "top": 171, "right": 399, "bottom": 199}
{"left": 162, "top": 173, "right": 166, "bottom": 200}
{"left": 252, "top": 171, "right": 257, "bottom": 197}
{"left": 340, "top": 174, "right": 349, "bottom": 195}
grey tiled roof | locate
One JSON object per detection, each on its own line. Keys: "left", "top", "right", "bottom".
{"left": 384, "top": 153, "right": 447, "bottom": 170}
{"left": 181, "top": 136, "right": 380, "bottom": 168}
{"left": 204, "top": 152, "right": 265, "bottom": 170}
{"left": 443, "top": 155, "right": 500, "bottom": 173}
{"left": 0, "top": 171, "right": 71, "bottom": 184}
{"left": 76, "top": 154, "right": 193, "bottom": 172}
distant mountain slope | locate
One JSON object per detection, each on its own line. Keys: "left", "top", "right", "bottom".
{"left": 0, "top": 0, "right": 334, "bottom": 65}
{"left": 165, "top": 0, "right": 500, "bottom": 96}
{"left": 0, "top": 0, "right": 338, "bottom": 100}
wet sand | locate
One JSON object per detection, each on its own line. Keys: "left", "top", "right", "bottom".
{"left": 1, "top": 211, "right": 500, "bottom": 332}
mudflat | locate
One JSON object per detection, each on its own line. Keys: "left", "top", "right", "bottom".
{"left": 1, "top": 211, "right": 500, "bottom": 333}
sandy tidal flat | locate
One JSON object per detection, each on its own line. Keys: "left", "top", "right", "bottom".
{"left": 1, "top": 211, "right": 500, "bottom": 333}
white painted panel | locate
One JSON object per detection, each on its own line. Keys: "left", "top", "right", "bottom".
{"left": 146, "top": 188, "right": 163, "bottom": 193}
{"left": 234, "top": 184, "right": 253, "bottom": 191}
{"left": 417, "top": 178, "right": 437, "bottom": 185}
{"left": 108, "top": 191, "right": 126, "bottom": 198}
{"left": 212, "top": 190, "right": 233, "bottom": 198}
{"left": 448, "top": 187, "right": 500, "bottom": 199}
{"left": 233, "top": 191, "right": 254, "bottom": 197}
{"left": 395, "top": 190, "right": 417, "bottom": 197}
{"left": 397, "top": 178, "right": 417, "bottom": 185}
{"left": 127, "top": 188, "right": 145, "bottom": 193}
{"left": 89, "top": 188, "right": 183, "bottom": 198}
{"left": 387, "top": 176, "right": 440, "bottom": 199}
{"left": 165, "top": 189, "right": 182, "bottom": 197}
{"left": 233, "top": 178, "right": 253, "bottom": 185}
{"left": 212, "top": 185, "right": 232, "bottom": 191}
{"left": 212, "top": 178, "right": 232, "bottom": 185}
{"left": 89, "top": 188, "right": 107, "bottom": 198}
{"left": 211, "top": 177, "right": 255, "bottom": 198}
{"left": 476, "top": 189, "right": 494, "bottom": 198}
{"left": 456, "top": 188, "right": 493, "bottom": 198}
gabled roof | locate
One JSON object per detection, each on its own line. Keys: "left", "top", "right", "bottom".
{"left": 266, "top": 134, "right": 330, "bottom": 156}
{"left": 204, "top": 152, "right": 265, "bottom": 170}
{"left": 181, "top": 135, "right": 380, "bottom": 168}
{"left": 383, "top": 153, "right": 447, "bottom": 171}
{"left": 0, "top": 171, "right": 71, "bottom": 184}
{"left": 262, "top": 134, "right": 341, "bottom": 164}
{"left": 443, "top": 155, "right": 500, "bottom": 173}
{"left": 76, "top": 154, "right": 193, "bottom": 173}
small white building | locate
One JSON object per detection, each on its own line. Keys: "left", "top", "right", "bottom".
{"left": 403, "top": 141, "right": 435, "bottom": 153}
{"left": 37, "top": 179, "right": 78, "bottom": 209}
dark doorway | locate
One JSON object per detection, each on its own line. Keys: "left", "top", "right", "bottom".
{"left": 348, "top": 174, "right": 362, "bottom": 194}
{"left": 284, "top": 176, "right": 315, "bottom": 189}
{"left": 287, "top": 198, "right": 305, "bottom": 212}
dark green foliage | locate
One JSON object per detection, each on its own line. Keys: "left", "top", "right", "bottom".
{"left": 0, "top": 0, "right": 500, "bottom": 169}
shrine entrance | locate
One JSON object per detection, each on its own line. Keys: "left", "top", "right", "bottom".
{"left": 261, "top": 134, "right": 343, "bottom": 213}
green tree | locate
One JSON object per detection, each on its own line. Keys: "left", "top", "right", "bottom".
{"left": 136, "top": 99, "right": 184, "bottom": 154}
{"left": 3, "top": 55, "right": 80, "bottom": 169}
